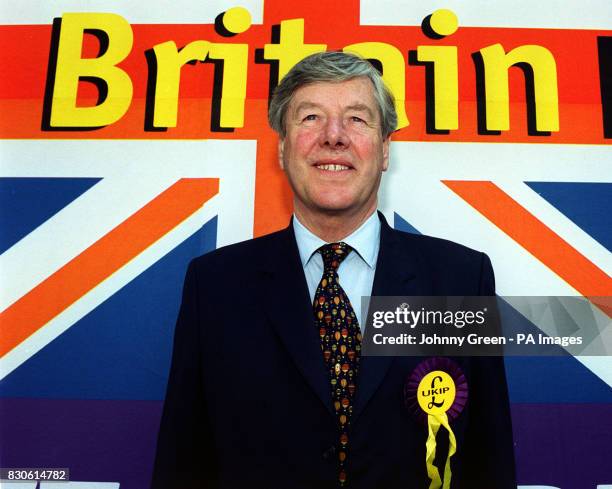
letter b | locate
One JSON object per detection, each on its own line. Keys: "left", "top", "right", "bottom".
{"left": 48, "top": 13, "right": 133, "bottom": 127}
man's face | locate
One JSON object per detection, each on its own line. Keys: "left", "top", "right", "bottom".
{"left": 279, "top": 77, "right": 390, "bottom": 220}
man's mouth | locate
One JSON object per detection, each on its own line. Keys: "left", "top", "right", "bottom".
{"left": 314, "top": 162, "right": 354, "bottom": 172}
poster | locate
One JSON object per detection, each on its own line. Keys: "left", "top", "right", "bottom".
{"left": 1, "top": 1, "right": 610, "bottom": 487}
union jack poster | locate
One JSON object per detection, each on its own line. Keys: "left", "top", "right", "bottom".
{"left": 1, "top": 1, "right": 610, "bottom": 487}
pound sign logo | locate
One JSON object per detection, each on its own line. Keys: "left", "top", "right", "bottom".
{"left": 417, "top": 370, "right": 456, "bottom": 415}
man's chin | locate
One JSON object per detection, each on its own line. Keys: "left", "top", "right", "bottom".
{"left": 311, "top": 201, "right": 367, "bottom": 218}
{"left": 312, "top": 198, "right": 354, "bottom": 212}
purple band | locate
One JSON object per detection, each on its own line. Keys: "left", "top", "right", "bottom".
{"left": 404, "top": 357, "right": 468, "bottom": 424}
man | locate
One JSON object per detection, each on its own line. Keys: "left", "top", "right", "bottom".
{"left": 152, "top": 51, "right": 516, "bottom": 489}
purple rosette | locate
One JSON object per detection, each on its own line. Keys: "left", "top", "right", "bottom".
{"left": 404, "top": 357, "right": 468, "bottom": 425}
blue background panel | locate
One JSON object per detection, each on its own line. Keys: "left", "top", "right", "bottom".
{"left": 0, "top": 177, "right": 100, "bottom": 254}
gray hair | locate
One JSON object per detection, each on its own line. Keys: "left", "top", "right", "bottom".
{"left": 268, "top": 51, "right": 397, "bottom": 138}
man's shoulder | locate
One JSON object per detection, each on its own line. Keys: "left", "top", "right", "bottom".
{"left": 386, "top": 227, "right": 495, "bottom": 294}
{"left": 189, "top": 226, "right": 289, "bottom": 273}
{"left": 389, "top": 226, "right": 487, "bottom": 266}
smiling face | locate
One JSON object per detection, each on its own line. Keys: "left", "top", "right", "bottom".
{"left": 279, "top": 77, "right": 390, "bottom": 223}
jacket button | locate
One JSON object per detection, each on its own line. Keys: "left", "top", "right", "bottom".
{"left": 322, "top": 445, "right": 337, "bottom": 460}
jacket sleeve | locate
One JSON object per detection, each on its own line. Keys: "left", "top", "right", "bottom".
{"left": 151, "top": 260, "right": 218, "bottom": 489}
{"left": 459, "top": 253, "right": 517, "bottom": 488}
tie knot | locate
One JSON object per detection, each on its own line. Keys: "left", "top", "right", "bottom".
{"left": 318, "top": 242, "right": 351, "bottom": 271}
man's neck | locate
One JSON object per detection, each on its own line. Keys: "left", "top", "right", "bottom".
{"left": 294, "top": 204, "right": 377, "bottom": 242}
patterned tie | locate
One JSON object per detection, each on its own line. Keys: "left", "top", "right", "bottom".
{"left": 313, "top": 242, "right": 362, "bottom": 487}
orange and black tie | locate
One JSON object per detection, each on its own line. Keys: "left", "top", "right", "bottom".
{"left": 313, "top": 242, "right": 362, "bottom": 487}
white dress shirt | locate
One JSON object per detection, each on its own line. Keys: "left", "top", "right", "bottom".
{"left": 292, "top": 211, "right": 381, "bottom": 331}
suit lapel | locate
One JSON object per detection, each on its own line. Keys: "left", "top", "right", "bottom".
{"left": 353, "top": 213, "right": 432, "bottom": 422}
{"left": 255, "top": 215, "right": 433, "bottom": 420}
{"left": 257, "top": 224, "right": 334, "bottom": 414}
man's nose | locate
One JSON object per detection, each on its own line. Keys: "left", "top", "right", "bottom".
{"left": 320, "top": 117, "right": 349, "bottom": 149}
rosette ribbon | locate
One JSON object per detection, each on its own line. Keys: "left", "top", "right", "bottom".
{"left": 404, "top": 357, "right": 468, "bottom": 489}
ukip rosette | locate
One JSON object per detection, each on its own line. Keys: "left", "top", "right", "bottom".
{"left": 404, "top": 357, "right": 468, "bottom": 489}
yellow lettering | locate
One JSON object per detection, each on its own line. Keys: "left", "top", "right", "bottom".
{"left": 263, "top": 18, "right": 326, "bottom": 81}
{"left": 221, "top": 6, "right": 252, "bottom": 35}
{"left": 416, "top": 45, "right": 458, "bottom": 130}
{"left": 479, "top": 43, "right": 559, "bottom": 132}
{"left": 151, "top": 7, "right": 253, "bottom": 129}
{"left": 208, "top": 43, "right": 249, "bottom": 128}
{"left": 152, "top": 40, "right": 210, "bottom": 128}
{"left": 50, "top": 13, "right": 133, "bottom": 127}
{"left": 428, "top": 9, "right": 459, "bottom": 37}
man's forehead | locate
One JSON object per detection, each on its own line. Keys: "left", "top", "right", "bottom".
{"left": 288, "top": 78, "right": 378, "bottom": 112}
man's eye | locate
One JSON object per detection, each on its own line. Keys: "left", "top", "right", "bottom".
{"left": 303, "top": 114, "right": 318, "bottom": 121}
{"left": 351, "top": 116, "right": 365, "bottom": 123}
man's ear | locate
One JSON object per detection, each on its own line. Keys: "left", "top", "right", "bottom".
{"left": 278, "top": 138, "right": 285, "bottom": 170}
{"left": 382, "top": 136, "right": 390, "bottom": 172}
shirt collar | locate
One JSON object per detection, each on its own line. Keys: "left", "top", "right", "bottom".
{"left": 293, "top": 211, "right": 380, "bottom": 269}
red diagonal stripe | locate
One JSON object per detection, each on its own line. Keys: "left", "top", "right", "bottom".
{"left": 443, "top": 180, "right": 612, "bottom": 299}
{"left": 0, "top": 178, "right": 219, "bottom": 357}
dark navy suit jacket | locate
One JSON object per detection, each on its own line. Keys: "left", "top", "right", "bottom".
{"left": 151, "top": 214, "right": 516, "bottom": 489}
